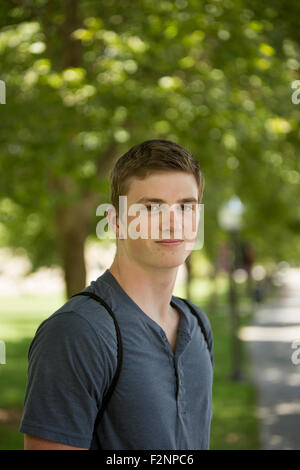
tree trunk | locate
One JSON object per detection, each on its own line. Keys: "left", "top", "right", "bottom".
{"left": 62, "top": 0, "right": 82, "bottom": 68}
{"left": 47, "top": 0, "right": 118, "bottom": 298}
{"left": 57, "top": 216, "right": 87, "bottom": 298}
{"left": 54, "top": 197, "right": 91, "bottom": 298}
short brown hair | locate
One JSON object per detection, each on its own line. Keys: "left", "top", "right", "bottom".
{"left": 109, "top": 139, "right": 205, "bottom": 213}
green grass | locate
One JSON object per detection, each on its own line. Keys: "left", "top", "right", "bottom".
{"left": 0, "top": 425, "right": 24, "bottom": 450}
{"left": 0, "top": 280, "right": 268, "bottom": 450}
{"left": 0, "top": 293, "right": 66, "bottom": 449}
{"left": 208, "top": 308, "right": 261, "bottom": 450}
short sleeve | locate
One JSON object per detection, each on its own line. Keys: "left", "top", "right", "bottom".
{"left": 19, "top": 311, "right": 116, "bottom": 448}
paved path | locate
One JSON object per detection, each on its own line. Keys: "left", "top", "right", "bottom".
{"left": 239, "top": 268, "right": 300, "bottom": 450}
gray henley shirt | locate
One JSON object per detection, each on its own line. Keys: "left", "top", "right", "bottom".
{"left": 19, "top": 268, "right": 214, "bottom": 450}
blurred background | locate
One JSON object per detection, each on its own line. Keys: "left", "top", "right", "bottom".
{"left": 1, "top": 0, "right": 300, "bottom": 450}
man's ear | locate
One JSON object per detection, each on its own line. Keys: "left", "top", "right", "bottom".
{"left": 107, "top": 205, "right": 119, "bottom": 238}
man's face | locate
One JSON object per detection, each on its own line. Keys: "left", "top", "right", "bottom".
{"left": 116, "top": 171, "right": 201, "bottom": 270}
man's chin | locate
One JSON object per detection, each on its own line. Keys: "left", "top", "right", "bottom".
{"left": 152, "top": 254, "right": 189, "bottom": 270}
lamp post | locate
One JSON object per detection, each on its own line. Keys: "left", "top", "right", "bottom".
{"left": 218, "top": 196, "right": 244, "bottom": 381}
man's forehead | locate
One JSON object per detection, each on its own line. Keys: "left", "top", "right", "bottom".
{"left": 126, "top": 171, "right": 198, "bottom": 201}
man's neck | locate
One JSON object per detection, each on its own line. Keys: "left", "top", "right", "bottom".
{"left": 109, "top": 257, "right": 179, "bottom": 327}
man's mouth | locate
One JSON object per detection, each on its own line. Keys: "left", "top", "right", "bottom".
{"left": 155, "top": 239, "right": 184, "bottom": 246}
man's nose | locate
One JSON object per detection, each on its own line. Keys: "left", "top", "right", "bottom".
{"left": 162, "top": 205, "right": 182, "bottom": 235}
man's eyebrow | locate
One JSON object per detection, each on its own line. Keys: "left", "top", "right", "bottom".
{"left": 136, "top": 197, "right": 198, "bottom": 204}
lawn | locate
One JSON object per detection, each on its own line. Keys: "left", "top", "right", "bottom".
{"left": 0, "top": 277, "right": 266, "bottom": 450}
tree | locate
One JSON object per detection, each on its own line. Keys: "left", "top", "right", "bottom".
{"left": 1, "top": 0, "right": 300, "bottom": 296}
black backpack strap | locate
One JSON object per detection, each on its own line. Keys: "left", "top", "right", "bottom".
{"left": 177, "top": 297, "right": 210, "bottom": 349}
{"left": 70, "top": 291, "right": 123, "bottom": 448}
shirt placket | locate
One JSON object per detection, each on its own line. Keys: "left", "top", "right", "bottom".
{"left": 160, "top": 315, "right": 192, "bottom": 417}
{"left": 175, "top": 330, "right": 191, "bottom": 417}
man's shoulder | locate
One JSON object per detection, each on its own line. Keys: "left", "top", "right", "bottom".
{"left": 173, "top": 296, "right": 211, "bottom": 326}
{"left": 173, "top": 296, "right": 213, "bottom": 348}
{"left": 28, "top": 290, "right": 119, "bottom": 371}
{"left": 34, "top": 287, "right": 117, "bottom": 345}
{"left": 173, "top": 296, "right": 214, "bottom": 367}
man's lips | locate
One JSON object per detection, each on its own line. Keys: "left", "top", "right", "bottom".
{"left": 155, "top": 239, "right": 184, "bottom": 245}
{"left": 156, "top": 239, "right": 183, "bottom": 242}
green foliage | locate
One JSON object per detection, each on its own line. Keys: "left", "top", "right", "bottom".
{"left": 0, "top": 0, "right": 300, "bottom": 271}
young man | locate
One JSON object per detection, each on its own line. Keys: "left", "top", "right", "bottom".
{"left": 19, "top": 139, "right": 214, "bottom": 450}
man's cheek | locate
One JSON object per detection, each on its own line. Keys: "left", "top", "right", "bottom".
{"left": 183, "top": 211, "right": 199, "bottom": 237}
{"left": 126, "top": 215, "right": 146, "bottom": 240}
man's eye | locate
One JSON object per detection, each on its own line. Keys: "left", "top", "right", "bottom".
{"left": 145, "top": 205, "right": 160, "bottom": 212}
{"left": 181, "top": 204, "right": 193, "bottom": 211}
{"left": 144, "top": 204, "right": 194, "bottom": 212}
